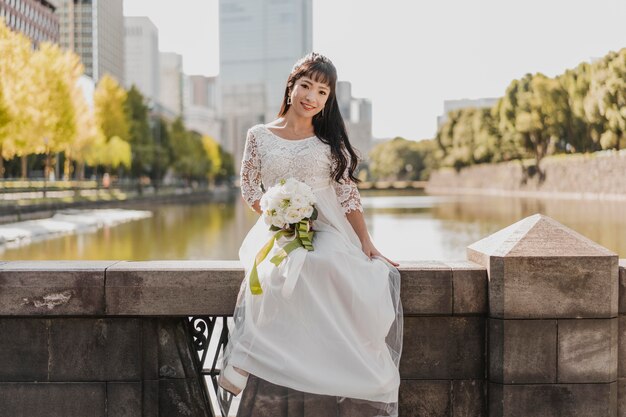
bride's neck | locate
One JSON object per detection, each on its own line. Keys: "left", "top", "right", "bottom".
{"left": 280, "top": 112, "right": 314, "bottom": 134}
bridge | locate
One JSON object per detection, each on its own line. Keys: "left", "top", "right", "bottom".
{"left": 0, "top": 213, "right": 622, "bottom": 416}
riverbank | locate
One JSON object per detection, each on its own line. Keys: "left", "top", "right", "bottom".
{"left": 0, "top": 184, "right": 236, "bottom": 225}
{"left": 0, "top": 208, "right": 153, "bottom": 249}
{"left": 426, "top": 149, "right": 626, "bottom": 200}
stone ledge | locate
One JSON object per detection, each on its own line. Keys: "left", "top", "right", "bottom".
{"left": 0, "top": 260, "right": 120, "bottom": 316}
{"left": 0, "top": 260, "right": 488, "bottom": 317}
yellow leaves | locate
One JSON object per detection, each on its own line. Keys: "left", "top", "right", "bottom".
{"left": 94, "top": 74, "right": 129, "bottom": 141}
{"left": 201, "top": 134, "right": 222, "bottom": 179}
{"left": 83, "top": 133, "right": 131, "bottom": 170}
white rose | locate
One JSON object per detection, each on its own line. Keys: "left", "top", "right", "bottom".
{"left": 300, "top": 205, "right": 314, "bottom": 218}
{"left": 285, "top": 208, "right": 302, "bottom": 224}
{"left": 271, "top": 213, "right": 286, "bottom": 228}
{"left": 282, "top": 180, "right": 297, "bottom": 194}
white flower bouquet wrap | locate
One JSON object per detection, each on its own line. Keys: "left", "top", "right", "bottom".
{"left": 249, "top": 178, "right": 318, "bottom": 295}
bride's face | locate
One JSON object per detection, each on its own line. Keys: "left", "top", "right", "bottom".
{"left": 289, "top": 76, "right": 330, "bottom": 118}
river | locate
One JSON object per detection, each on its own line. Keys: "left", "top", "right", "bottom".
{"left": 1, "top": 189, "right": 624, "bottom": 261}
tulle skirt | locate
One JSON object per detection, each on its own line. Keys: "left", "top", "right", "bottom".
{"left": 219, "top": 184, "right": 403, "bottom": 417}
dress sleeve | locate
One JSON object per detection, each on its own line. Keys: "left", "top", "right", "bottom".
{"left": 332, "top": 153, "right": 363, "bottom": 214}
{"left": 240, "top": 128, "right": 264, "bottom": 210}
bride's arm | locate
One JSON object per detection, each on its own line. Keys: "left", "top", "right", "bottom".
{"left": 345, "top": 208, "right": 399, "bottom": 266}
{"left": 333, "top": 165, "right": 398, "bottom": 266}
{"left": 240, "top": 129, "right": 264, "bottom": 215}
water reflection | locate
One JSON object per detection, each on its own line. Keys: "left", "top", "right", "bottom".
{"left": 2, "top": 190, "right": 624, "bottom": 261}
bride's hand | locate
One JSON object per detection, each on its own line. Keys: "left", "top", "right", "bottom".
{"left": 361, "top": 240, "right": 399, "bottom": 267}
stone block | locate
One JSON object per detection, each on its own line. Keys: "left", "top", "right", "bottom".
{"left": 142, "top": 380, "right": 159, "bottom": 417}
{"left": 489, "top": 318, "right": 557, "bottom": 383}
{"left": 467, "top": 214, "right": 618, "bottom": 319}
{"left": 105, "top": 260, "right": 242, "bottom": 316}
{"left": 399, "top": 380, "right": 451, "bottom": 417}
{"left": 157, "top": 319, "right": 197, "bottom": 379}
{"left": 618, "top": 377, "right": 626, "bottom": 417}
{"left": 399, "top": 261, "right": 452, "bottom": 315}
{"left": 558, "top": 318, "right": 618, "bottom": 383}
{"left": 142, "top": 319, "right": 159, "bottom": 380}
{"left": 0, "top": 382, "right": 106, "bottom": 417}
{"left": 619, "top": 259, "right": 626, "bottom": 314}
{"left": 488, "top": 382, "right": 617, "bottom": 417}
{"left": 445, "top": 260, "right": 487, "bottom": 315}
{"left": 0, "top": 319, "right": 48, "bottom": 381}
{"left": 400, "top": 316, "right": 484, "bottom": 379}
{"left": 107, "top": 382, "right": 142, "bottom": 417}
{"left": 451, "top": 380, "right": 486, "bottom": 417}
{"left": 48, "top": 318, "right": 141, "bottom": 381}
{"left": 159, "top": 378, "right": 210, "bottom": 417}
{"left": 0, "top": 260, "right": 116, "bottom": 315}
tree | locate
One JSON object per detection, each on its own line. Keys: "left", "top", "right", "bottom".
{"left": 125, "top": 86, "right": 154, "bottom": 177}
{"left": 369, "top": 137, "right": 437, "bottom": 181}
{"left": 30, "top": 43, "right": 85, "bottom": 180}
{"left": 584, "top": 49, "right": 626, "bottom": 150}
{"left": 93, "top": 74, "right": 130, "bottom": 174}
{"left": 95, "top": 74, "right": 129, "bottom": 143}
{"left": 0, "top": 19, "right": 36, "bottom": 178}
{"left": 201, "top": 134, "right": 222, "bottom": 184}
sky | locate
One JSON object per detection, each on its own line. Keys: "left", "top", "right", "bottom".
{"left": 123, "top": 0, "right": 626, "bottom": 141}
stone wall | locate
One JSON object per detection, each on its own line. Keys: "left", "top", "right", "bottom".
{"left": 426, "top": 150, "right": 626, "bottom": 199}
{"left": 0, "top": 214, "right": 624, "bottom": 416}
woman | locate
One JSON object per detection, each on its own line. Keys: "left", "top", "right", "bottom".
{"left": 218, "top": 52, "right": 403, "bottom": 417}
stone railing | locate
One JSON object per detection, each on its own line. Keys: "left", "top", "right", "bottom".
{"left": 0, "top": 213, "right": 623, "bottom": 417}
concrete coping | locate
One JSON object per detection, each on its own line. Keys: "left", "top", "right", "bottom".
{"left": 1, "top": 259, "right": 624, "bottom": 317}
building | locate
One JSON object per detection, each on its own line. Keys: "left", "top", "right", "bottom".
{"left": 437, "top": 97, "right": 500, "bottom": 128}
{"left": 0, "top": 0, "right": 60, "bottom": 45}
{"left": 335, "top": 81, "right": 373, "bottom": 157}
{"left": 124, "top": 16, "right": 159, "bottom": 103}
{"left": 57, "top": 0, "right": 124, "bottom": 84}
{"left": 219, "top": 0, "right": 313, "bottom": 171}
{"left": 183, "top": 74, "right": 220, "bottom": 139}
{"left": 159, "top": 52, "right": 183, "bottom": 116}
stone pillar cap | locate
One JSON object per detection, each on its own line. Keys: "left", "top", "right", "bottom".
{"left": 468, "top": 213, "right": 616, "bottom": 258}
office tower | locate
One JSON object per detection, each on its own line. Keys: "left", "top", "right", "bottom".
{"left": 219, "top": 0, "right": 313, "bottom": 171}
{"left": 57, "top": 0, "right": 124, "bottom": 84}
{"left": 124, "top": 16, "right": 159, "bottom": 103}
{"left": 183, "top": 74, "right": 220, "bottom": 139}
{"left": 159, "top": 52, "right": 183, "bottom": 116}
{"left": 0, "top": 0, "right": 59, "bottom": 45}
{"left": 335, "top": 81, "right": 373, "bottom": 156}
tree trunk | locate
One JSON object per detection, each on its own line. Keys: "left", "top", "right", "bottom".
{"left": 0, "top": 143, "right": 4, "bottom": 179}
{"left": 21, "top": 155, "right": 27, "bottom": 179}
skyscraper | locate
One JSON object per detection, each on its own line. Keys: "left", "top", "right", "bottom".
{"left": 57, "top": 0, "right": 124, "bottom": 84}
{"left": 183, "top": 74, "right": 220, "bottom": 139}
{"left": 159, "top": 52, "right": 183, "bottom": 116}
{"left": 124, "top": 16, "right": 159, "bottom": 103}
{"left": 219, "top": 0, "right": 313, "bottom": 171}
{"left": 0, "top": 0, "right": 59, "bottom": 46}
{"left": 335, "top": 81, "right": 373, "bottom": 156}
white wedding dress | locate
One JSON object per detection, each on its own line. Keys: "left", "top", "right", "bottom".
{"left": 219, "top": 124, "right": 403, "bottom": 417}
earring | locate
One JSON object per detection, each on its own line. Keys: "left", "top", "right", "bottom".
{"left": 321, "top": 107, "right": 325, "bottom": 117}
{"left": 287, "top": 96, "right": 292, "bottom": 105}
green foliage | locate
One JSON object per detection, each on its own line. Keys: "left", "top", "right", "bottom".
{"left": 125, "top": 86, "right": 155, "bottom": 177}
{"left": 369, "top": 137, "right": 438, "bottom": 181}
{"left": 435, "top": 47, "right": 626, "bottom": 173}
{"left": 170, "top": 117, "right": 210, "bottom": 181}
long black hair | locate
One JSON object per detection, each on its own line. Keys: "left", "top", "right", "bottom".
{"left": 277, "top": 52, "right": 361, "bottom": 184}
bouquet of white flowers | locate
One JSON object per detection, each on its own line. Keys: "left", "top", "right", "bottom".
{"left": 249, "top": 178, "right": 318, "bottom": 295}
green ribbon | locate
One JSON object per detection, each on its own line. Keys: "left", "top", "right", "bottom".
{"left": 249, "top": 219, "right": 316, "bottom": 295}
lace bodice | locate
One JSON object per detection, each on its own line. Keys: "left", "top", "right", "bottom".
{"left": 240, "top": 124, "right": 363, "bottom": 214}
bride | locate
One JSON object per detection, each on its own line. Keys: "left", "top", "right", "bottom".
{"left": 218, "top": 52, "right": 403, "bottom": 417}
